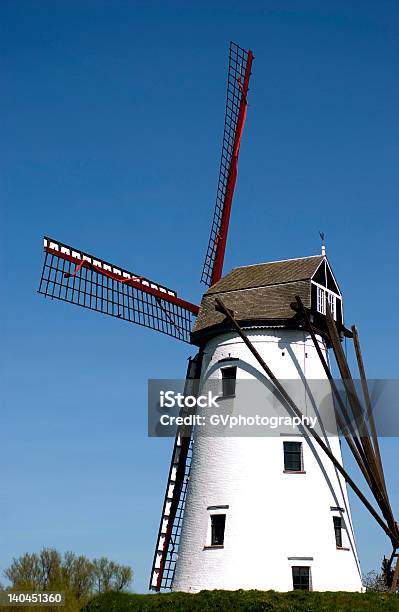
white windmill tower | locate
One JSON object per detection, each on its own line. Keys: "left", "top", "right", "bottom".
{"left": 148, "top": 43, "right": 398, "bottom": 593}
{"left": 38, "top": 41, "right": 399, "bottom": 594}
{"left": 173, "top": 254, "right": 363, "bottom": 592}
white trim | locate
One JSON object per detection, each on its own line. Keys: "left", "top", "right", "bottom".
{"left": 325, "top": 259, "right": 342, "bottom": 296}
{"left": 43, "top": 237, "right": 178, "bottom": 298}
{"left": 313, "top": 282, "right": 339, "bottom": 319}
{"left": 317, "top": 286, "right": 326, "bottom": 315}
{"left": 310, "top": 259, "right": 342, "bottom": 297}
{"left": 311, "top": 280, "right": 341, "bottom": 300}
{"left": 327, "top": 292, "right": 336, "bottom": 320}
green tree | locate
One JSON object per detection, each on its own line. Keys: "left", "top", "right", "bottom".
{"left": 3, "top": 548, "right": 133, "bottom": 612}
{"left": 92, "top": 557, "right": 132, "bottom": 593}
{"left": 363, "top": 570, "right": 389, "bottom": 592}
{"left": 4, "top": 551, "right": 42, "bottom": 590}
{"left": 62, "top": 552, "right": 95, "bottom": 600}
{"left": 363, "top": 557, "right": 398, "bottom": 593}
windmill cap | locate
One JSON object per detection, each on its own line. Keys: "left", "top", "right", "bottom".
{"left": 191, "top": 255, "right": 326, "bottom": 344}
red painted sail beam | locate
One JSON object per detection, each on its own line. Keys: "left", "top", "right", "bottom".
{"left": 210, "top": 49, "right": 254, "bottom": 286}
{"left": 43, "top": 239, "right": 199, "bottom": 316}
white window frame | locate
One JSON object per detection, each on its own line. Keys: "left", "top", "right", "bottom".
{"left": 317, "top": 286, "right": 326, "bottom": 314}
{"left": 313, "top": 281, "right": 340, "bottom": 320}
{"left": 327, "top": 292, "right": 336, "bottom": 319}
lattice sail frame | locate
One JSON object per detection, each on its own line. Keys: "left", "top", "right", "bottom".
{"left": 38, "top": 237, "right": 199, "bottom": 343}
{"left": 151, "top": 435, "right": 193, "bottom": 591}
{"left": 149, "top": 351, "right": 204, "bottom": 592}
{"left": 201, "top": 42, "right": 254, "bottom": 287}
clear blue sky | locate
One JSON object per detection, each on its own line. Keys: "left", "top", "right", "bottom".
{"left": 1, "top": 0, "right": 398, "bottom": 593}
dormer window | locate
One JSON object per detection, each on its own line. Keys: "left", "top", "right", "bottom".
{"left": 310, "top": 259, "right": 342, "bottom": 325}
{"left": 327, "top": 292, "right": 336, "bottom": 319}
{"left": 317, "top": 286, "right": 325, "bottom": 315}
{"left": 316, "top": 286, "right": 336, "bottom": 320}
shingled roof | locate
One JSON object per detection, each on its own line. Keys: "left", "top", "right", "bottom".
{"left": 191, "top": 255, "right": 325, "bottom": 344}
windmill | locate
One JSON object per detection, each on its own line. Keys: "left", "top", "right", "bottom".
{"left": 38, "top": 42, "right": 398, "bottom": 593}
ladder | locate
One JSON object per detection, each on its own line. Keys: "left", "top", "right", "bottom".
{"left": 149, "top": 351, "right": 203, "bottom": 591}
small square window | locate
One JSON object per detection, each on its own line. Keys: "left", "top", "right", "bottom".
{"left": 221, "top": 366, "right": 236, "bottom": 398}
{"left": 333, "top": 516, "right": 343, "bottom": 548}
{"left": 283, "top": 441, "right": 303, "bottom": 472}
{"left": 211, "top": 514, "right": 226, "bottom": 546}
{"left": 292, "top": 566, "right": 311, "bottom": 590}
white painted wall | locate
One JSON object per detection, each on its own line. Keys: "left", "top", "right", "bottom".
{"left": 172, "top": 329, "right": 363, "bottom": 592}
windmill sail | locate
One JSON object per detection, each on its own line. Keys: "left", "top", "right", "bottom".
{"left": 38, "top": 237, "right": 199, "bottom": 343}
{"left": 150, "top": 351, "right": 204, "bottom": 591}
{"left": 201, "top": 42, "right": 254, "bottom": 287}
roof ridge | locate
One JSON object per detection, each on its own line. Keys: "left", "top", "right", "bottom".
{"left": 207, "top": 277, "right": 311, "bottom": 296}
{"left": 233, "top": 254, "right": 324, "bottom": 270}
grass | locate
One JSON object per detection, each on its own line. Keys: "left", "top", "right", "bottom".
{"left": 81, "top": 589, "right": 399, "bottom": 611}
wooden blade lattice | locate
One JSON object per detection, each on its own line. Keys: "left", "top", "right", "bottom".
{"left": 201, "top": 42, "right": 253, "bottom": 287}
{"left": 149, "top": 351, "right": 204, "bottom": 591}
{"left": 38, "top": 237, "right": 198, "bottom": 343}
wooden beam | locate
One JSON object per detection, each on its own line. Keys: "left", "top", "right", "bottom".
{"left": 325, "top": 306, "right": 397, "bottom": 535}
{"left": 294, "top": 297, "right": 374, "bottom": 490}
{"left": 290, "top": 300, "right": 353, "bottom": 339}
{"left": 351, "top": 325, "right": 388, "bottom": 500}
{"left": 214, "top": 297, "right": 399, "bottom": 548}
{"left": 391, "top": 554, "right": 399, "bottom": 593}
{"left": 298, "top": 299, "right": 397, "bottom": 542}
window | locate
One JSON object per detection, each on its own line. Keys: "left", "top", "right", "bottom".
{"left": 316, "top": 285, "right": 337, "bottom": 320}
{"left": 327, "top": 292, "right": 336, "bottom": 319}
{"left": 205, "top": 507, "right": 228, "bottom": 549}
{"left": 283, "top": 441, "right": 303, "bottom": 472}
{"left": 333, "top": 516, "right": 343, "bottom": 548}
{"left": 221, "top": 366, "right": 236, "bottom": 398}
{"left": 292, "top": 566, "right": 311, "bottom": 590}
{"left": 211, "top": 514, "right": 226, "bottom": 546}
{"left": 317, "top": 286, "right": 325, "bottom": 314}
